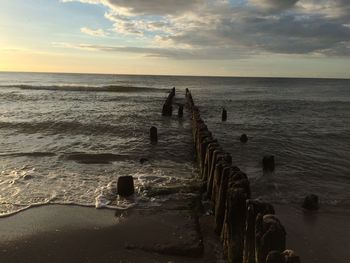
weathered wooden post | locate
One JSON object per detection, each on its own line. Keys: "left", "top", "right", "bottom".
{"left": 222, "top": 187, "right": 249, "bottom": 262}
{"left": 211, "top": 159, "right": 227, "bottom": 205}
{"left": 202, "top": 142, "right": 220, "bottom": 182}
{"left": 255, "top": 214, "right": 286, "bottom": 263}
{"left": 302, "top": 194, "right": 319, "bottom": 210}
{"left": 263, "top": 155, "right": 275, "bottom": 172}
{"left": 196, "top": 130, "right": 211, "bottom": 168}
{"left": 207, "top": 149, "right": 225, "bottom": 198}
{"left": 178, "top": 105, "right": 184, "bottom": 118}
{"left": 199, "top": 137, "right": 216, "bottom": 175}
{"left": 117, "top": 176, "right": 135, "bottom": 197}
{"left": 240, "top": 134, "right": 248, "bottom": 143}
{"left": 211, "top": 153, "right": 232, "bottom": 206}
{"left": 243, "top": 200, "right": 275, "bottom": 263}
{"left": 162, "top": 103, "right": 173, "bottom": 116}
{"left": 214, "top": 166, "right": 240, "bottom": 235}
{"left": 222, "top": 107, "right": 227, "bottom": 121}
{"left": 150, "top": 126, "right": 158, "bottom": 143}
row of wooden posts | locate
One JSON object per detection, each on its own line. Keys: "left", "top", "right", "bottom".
{"left": 185, "top": 88, "right": 301, "bottom": 263}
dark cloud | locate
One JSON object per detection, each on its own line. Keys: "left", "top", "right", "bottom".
{"left": 249, "top": 0, "right": 299, "bottom": 11}
{"left": 64, "top": 0, "right": 350, "bottom": 57}
{"left": 105, "top": 0, "right": 202, "bottom": 15}
{"left": 162, "top": 4, "right": 350, "bottom": 56}
{"left": 76, "top": 44, "right": 250, "bottom": 60}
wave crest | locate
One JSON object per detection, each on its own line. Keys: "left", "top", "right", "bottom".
{"left": 1, "top": 84, "right": 162, "bottom": 93}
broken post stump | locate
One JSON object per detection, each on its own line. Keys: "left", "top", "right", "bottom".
{"left": 263, "top": 155, "right": 275, "bottom": 172}
{"left": 117, "top": 176, "right": 135, "bottom": 197}
{"left": 302, "top": 194, "right": 319, "bottom": 211}
{"left": 150, "top": 126, "right": 158, "bottom": 143}
{"left": 240, "top": 134, "right": 248, "bottom": 143}
{"left": 178, "top": 105, "right": 184, "bottom": 118}
{"left": 222, "top": 107, "right": 227, "bottom": 121}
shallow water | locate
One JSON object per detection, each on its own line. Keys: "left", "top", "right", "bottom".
{"left": 0, "top": 72, "right": 349, "bottom": 216}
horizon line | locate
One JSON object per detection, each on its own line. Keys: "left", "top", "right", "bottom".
{"left": 0, "top": 70, "right": 349, "bottom": 81}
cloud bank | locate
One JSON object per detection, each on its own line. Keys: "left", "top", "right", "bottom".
{"left": 61, "top": 0, "right": 350, "bottom": 59}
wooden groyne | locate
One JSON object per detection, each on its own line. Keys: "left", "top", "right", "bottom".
{"left": 185, "top": 88, "right": 301, "bottom": 263}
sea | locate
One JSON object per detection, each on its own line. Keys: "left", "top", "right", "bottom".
{"left": 0, "top": 72, "right": 349, "bottom": 216}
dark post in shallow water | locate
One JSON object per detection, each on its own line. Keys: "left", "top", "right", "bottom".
{"left": 117, "top": 176, "right": 135, "bottom": 197}
{"left": 222, "top": 107, "right": 227, "bottom": 121}
{"left": 263, "top": 155, "right": 275, "bottom": 172}
{"left": 240, "top": 134, "right": 248, "bottom": 143}
{"left": 302, "top": 194, "right": 319, "bottom": 211}
{"left": 178, "top": 105, "right": 184, "bottom": 118}
{"left": 150, "top": 126, "right": 158, "bottom": 143}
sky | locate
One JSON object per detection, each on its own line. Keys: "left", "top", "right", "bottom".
{"left": 0, "top": 0, "right": 349, "bottom": 78}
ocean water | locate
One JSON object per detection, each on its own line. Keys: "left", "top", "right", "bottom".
{"left": 0, "top": 72, "right": 349, "bottom": 216}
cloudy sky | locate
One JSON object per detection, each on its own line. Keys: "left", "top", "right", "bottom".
{"left": 0, "top": 0, "right": 349, "bottom": 77}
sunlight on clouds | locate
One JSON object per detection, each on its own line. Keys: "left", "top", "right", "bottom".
{"left": 80, "top": 27, "right": 108, "bottom": 37}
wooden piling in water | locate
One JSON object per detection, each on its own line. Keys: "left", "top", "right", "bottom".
{"left": 178, "top": 105, "right": 184, "bottom": 117}
{"left": 150, "top": 126, "right": 158, "bottom": 143}
{"left": 222, "top": 107, "right": 227, "bottom": 121}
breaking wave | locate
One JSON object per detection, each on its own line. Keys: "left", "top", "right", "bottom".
{"left": 0, "top": 84, "right": 163, "bottom": 93}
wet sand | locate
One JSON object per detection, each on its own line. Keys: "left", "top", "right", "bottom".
{"left": 0, "top": 202, "right": 221, "bottom": 263}
{"left": 275, "top": 204, "right": 350, "bottom": 263}
{"left": 0, "top": 203, "right": 349, "bottom": 262}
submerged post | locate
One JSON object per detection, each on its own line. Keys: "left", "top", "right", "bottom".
{"left": 150, "top": 126, "right": 158, "bottom": 143}
{"left": 178, "top": 105, "right": 184, "bottom": 118}
{"left": 222, "top": 107, "right": 227, "bottom": 121}
{"left": 240, "top": 134, "right": 248, "bottom": 143}
{"left": 263, "top": 155, "right": 275, "bottom": 172}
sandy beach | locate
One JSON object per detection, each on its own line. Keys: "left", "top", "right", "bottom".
{"left": 0, "top": 198, "right": 222, "bottom": 263}
{"left": 0, "top": 202, "right": 348, "bottom": 262}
